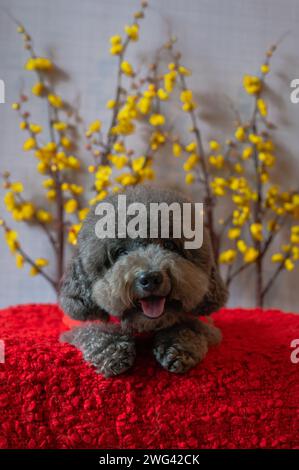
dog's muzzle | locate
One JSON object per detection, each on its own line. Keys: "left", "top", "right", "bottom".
{"left": 134, "top": 271, "right": 168, "bottom": 319}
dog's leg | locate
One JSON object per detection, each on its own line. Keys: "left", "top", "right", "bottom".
{"left": 153, "top": 319, "right": 221, "bottom": 373}
{"left": 61, "top": 324, "right": 136, "bottom": 377}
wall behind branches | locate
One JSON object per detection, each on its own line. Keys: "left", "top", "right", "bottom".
{"left": 0, "top": 0, "right": 298, "bottom": 310}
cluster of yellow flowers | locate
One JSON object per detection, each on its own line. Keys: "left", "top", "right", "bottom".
{"left": 0, "top": 218, "right": 49, "bottom": 276}
{"left": 270, "top": 225, "right": 299, "bottom": 271}
{"left": 210, "top": 48, "right": 299, "bottom": 282}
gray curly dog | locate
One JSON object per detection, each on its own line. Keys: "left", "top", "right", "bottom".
{"left": 59, "top": 186, "right": 227, "bottom": 377}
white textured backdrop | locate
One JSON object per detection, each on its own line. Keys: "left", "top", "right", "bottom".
{"left": 0, "top": 0, "right": 298, "bottom": 310}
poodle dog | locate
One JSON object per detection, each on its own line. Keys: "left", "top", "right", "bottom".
{"left": 59, "top": 186, "right": 227, "bottom": 377}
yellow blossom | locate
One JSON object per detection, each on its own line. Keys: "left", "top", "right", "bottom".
{"left": 61, "top": 136, "right": 71, "bottom": 148}
{"left": 109, "top": 35, "right": 123, "bottom": 55}
{"left": 35, "top": 258, "right": 48, "bottom": 267}
{"left": 164, "top": 71, "right": 177, "bottom": 92}
{"left": 185, "top": 173, "right": 195, "bottom": 184}
{"left": 109, "top": 154, "right": 128, "bottom": 169}
{"left": 183, "top": 154, "right": 199, "bottom": 171}
{"left": 53, "top": 121, "right": 67, "bottom": 132}
{"left": 116, "top": 173, "right": 138, "bottom": 186}
{"left": 291, "top": 233, "right": 299, "bottom": 244}
{"left": 250, "top": 223, "right": 263, "bottom": 241}
{"left": 209, "top": 140, "right": 220, "bottom": 151}
{"left": 258, "top": 152, "right": 275, "bottom": 167}
{"left": 113, "top": 141, "right": 126, "bottom": 153}
{"left": 64, "top": 199, "right": 78, "bottom": 214}
{"left": 25, "top": 57, "right": 53, "bottom": 71}
{"left": 20, "top": 203, "right": 35, "bottom": 220}
{"left": 121, "top": 61, "right": 134, "bottom": 76}
{"left": 10, "top": 182, "right": 23, "bottom": 193}
{"left": 68, "top": 224, "right": 82, "bottom": 245}
{"left": 172, "top": 142, "right": 182, "bottom": 157}
{"left": 150, "top": 131, "right": 166, "bottom": 150}
{"left": 257, "top": 98, "right": 267, "bottom": 117}
{"left": 180, "top": 89, "right": 193, "bottom": 102}
{"left": 12, "top": 102, "right": 20, "bottom": 110}
{"left": 23, "top": 137, "right": 36, "bottom": 151}
{"left": 48, "top": 94, "right": 62, "bottom": 108}
{"left": 209, "top": 154, "right": 224, "bottom": 169}
{"left": 180, "top": 89, "right": 196, "bottom": 111}
{"left": 285, "top": 259, "right": 295, "bottom": 271}
{"left": 124, "top": 24, "right": 139, "bottom": 41}
{"left": 67, "top": 156, "right": 80, "bottom": 169}
{"left": 234, "top": 163, "right": 244, "bottom": 174}
{"left": 243, "top": 247, "right": 259, "bottom": 263}
{"left": 149, "top": 113, "right": 165, "bottom": 126}
{"left": 19, "top": 121, "right": 27, "bottom": 130}
{"left": 137, "top": 96, "right": 152, "bottom": 114}
{"left": 178, "top": 65, "right": 191, "bottom": 76}
{"left": 70, "top": 184, "right": 83, "bottom": 195}
{"left": 29, "top": 266, "right": 39, "bottom": 276}
{"left": 261, "top": 64, "right": 270, "bottom": 74}
{"left": 5, "top": 230, "right": 19, "bottom": 253}
{"left": 31, "top": 82, "right": 44, "bottom": 96}
{"left": 272, "top": 253, "right": 284, "bottom": 263}
{"left": 4, "top": 192, "right": 15, "bottom": 211}
{"left": 110, "top": 35, "right": 122, "bottom": 45}
{"left": 78, "top": 208, "right": 89, "bottom": 221}
{"left": 235, "top": 126, "right": 246, "bottom": 142}
{"left": 242, "top": 146, "right": 253, "bottom": 160}
{"left": 16, "top": 253, "right": 24, "bottom": 269}
{"left": 228, "top": 228, "right": 241, "bottom": 240}
{"left": 157, "top": 89, "right": 169, "bottom": 100}
{"left": 132, "top": 156, "right": 146, "bottom": 173}
{"left": 89, "top": 191, "right": 108, "bottom": 206}
{"left": 243, "top": 75, "right": 262, "bottom": 95}
{"left": 219, "top": 249, "right": 237, "bottom": 264}
{"left": 46, "top": 189, "right": 56, "bottom": 200}
{"left": 185, "top": 141, "right": 197, "bottom": 153}
{"left": 29, "top": 123, "right": 42, "bottom": 134}
{"left": 249, "top": 133, "right": 263, "bottom": 145}
{"left": 237, "top": 240, "right": 247, "bottom": 253}
{"left": 37, "top": 162, "right": 48, "bottom": 174}
{"left": 210, "top": 177, "right": 227, "bottom": 196}
{"left": 36, "top": 209, "right": 52, "bottom": 223}
{"left": 106, "top": 99, "right": 116, "bottom": 109}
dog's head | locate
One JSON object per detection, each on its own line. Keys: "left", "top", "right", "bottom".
{"left": 59, "top": 186, "right": 227, "bottom": 331}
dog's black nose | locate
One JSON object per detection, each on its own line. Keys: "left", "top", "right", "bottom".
{"left": 138, "top": 272, "right": 163, "bottom": 291}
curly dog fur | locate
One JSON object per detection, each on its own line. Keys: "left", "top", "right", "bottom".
{"left": 59, "top": 186, "right": 228, "bottom": 377}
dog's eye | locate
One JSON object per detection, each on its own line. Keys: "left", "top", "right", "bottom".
{"left": 117, "top": 248, "right": 128, "bottom": 257}
{"left": 163, "top": 240, "right": 177, "bottom": 252}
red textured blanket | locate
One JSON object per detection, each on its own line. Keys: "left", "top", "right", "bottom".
{"left": 0, "top": 304, "right": 298, "bottom": 449}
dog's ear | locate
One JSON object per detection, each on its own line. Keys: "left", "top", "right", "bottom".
{"left": 59, "top": 254, "right": 109, "bottom": 321}
{"left": 196, "top": 266, "right": 228, "bottom": 315}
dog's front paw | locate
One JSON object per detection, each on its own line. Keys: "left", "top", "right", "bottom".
{"left": 153, "top": 328, "right": 208, "bottom": 373}
{"left": 93, "top": 339, "right": 136, "bottom": 377}
{"left": 61, "top": 325, "right": 136, "bottom": 377}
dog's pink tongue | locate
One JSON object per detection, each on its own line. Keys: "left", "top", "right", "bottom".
{"left": 140, "top": 297, "right": 166, "bottom": 318}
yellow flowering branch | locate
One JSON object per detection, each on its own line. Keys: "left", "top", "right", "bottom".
{"left": 215, "top": 39, "right": 299, "bottom": 306}
{"left": 0, "top": 216, "right": 56, "bottom": 289}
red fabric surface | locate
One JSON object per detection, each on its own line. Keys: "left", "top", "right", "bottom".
{"left": 0, "top": 304, "right": 298, "bottom": 449}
